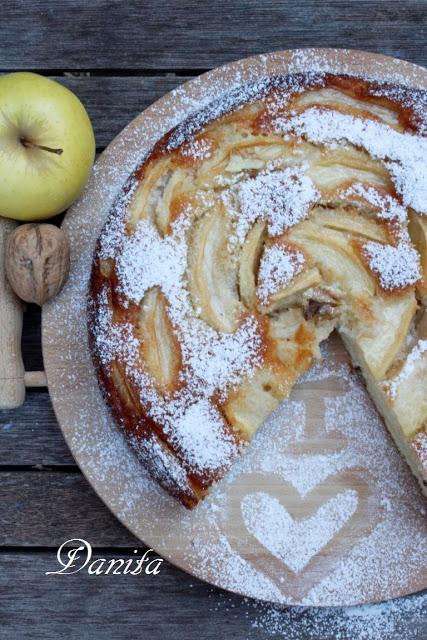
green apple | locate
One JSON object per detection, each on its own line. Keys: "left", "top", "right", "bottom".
{"left": 0, "top": 72, "right": 95, "bottom": 220}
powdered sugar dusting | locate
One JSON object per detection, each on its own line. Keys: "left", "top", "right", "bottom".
{"left": 412, "top": 430, "right": 427, "bottom": 479}
{"left": 233, "top": 166, "right": 319, "bottom": 242}
{"left": 384, "top": 339, "right": 427, "bottom": 398}
{"left": 90, "top": 122, "right": 282, "bottom": 476}
{"left": 249, "top": 590, "right": 427, "bottom": 639}
{"left": 342, "top": 183, "right": 407, "bottom": 226}
{"left": 96, "top": 209, "right": 264, "bottom": 474}
{"left": 339, "top": 183, "right": 422, "bottom": 289}
{"left": 241, "top": 489, "right": 358, "bottom": 573}
{"left": 109, "top": 215, "right": 264, "bottom": 401}
{"left": 180, "top": 137, "right": 213, "bottom": 160}
{"left": 176, "top": 349, "right": 427, "bottom": 606}
{"left": 257, "top": 243, "right": 305, "bottom": 302}
{"left": 115, "top": 217, "right": 187, "bottom": 304}
{"left": 167, "top": 399, "right": 238, "bottom": 471}
{"left": 92, "top": 286, "right": 139, "bottom": 366}
{"left": 361, "top": 240, "right": 421, "bottom": 290}
{"left": 129, "top": 432, "right": 193, "bottom": 495}
{"left": 278, "top": 108, "right": 427, "bottom": 214}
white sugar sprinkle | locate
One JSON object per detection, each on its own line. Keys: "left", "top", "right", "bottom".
{"left": 249, "top": 590, "right": 427, "bottom": 639}
{"left": 231, "top": 166, "right": 319, "bottom": 242}
{"left": 241, "top": 489, "right": 358, "bottom": 573}
{"left": 362, "top": 240, "right": 421, "bottom": 290}
{"left": 168, "top": 399, "right": 239, "bottom": 470}
{"left": 180, "top": 137, "right": 213, "bottom": 160}
{"left": 278, "top": 108, "right": 427, "bottom": 215}
{"left": 342, "top": 183, "right": 407, "bottom": 226}
{"left": 385, "top": 339, "right": 427, "bottom": 398}
{"left": 96, "top": 209, "right": 263, "bottom": 475}
{"left": 257, "top": 243, "right": 305, "bottom": 302}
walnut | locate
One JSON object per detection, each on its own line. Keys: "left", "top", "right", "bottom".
{"left": 5, "top": 223, "right": 70, "bottom": 306}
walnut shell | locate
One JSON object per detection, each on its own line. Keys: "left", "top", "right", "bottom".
{"left": 5, "top": 223, "right": 70, "bottom": 306}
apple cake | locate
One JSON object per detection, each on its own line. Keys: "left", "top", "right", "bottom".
{"left": 89, "top": 73, "right": 427, "bottom": 508}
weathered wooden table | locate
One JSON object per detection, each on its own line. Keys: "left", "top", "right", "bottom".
{"left": 1, "top": 2, "right": 426, "bottom": 638}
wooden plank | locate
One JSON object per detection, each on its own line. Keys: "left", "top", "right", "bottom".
{"left": 0, "top": 552, "right": 252, "bottom": 640}
{"left": 0, "top": 551, "right": 426, "bottom": 640}
{"left": 0, "top": 392, "right": 74, "bottom": 465}
{"left": 0, "top": 1, "right": 426, "bottom": 70}
{"left": 24, "top": 371, "right": 47, "bottom": 387}
{"left": 57, "top": 75, "right": 191, "bottom": 148}
{"left": 0, "top": 471, "right": 138, "bottom": 546}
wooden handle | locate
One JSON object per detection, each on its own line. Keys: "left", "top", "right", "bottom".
{"left": 0, "top": 218, "right": 25, "bottom": 409}
{"left": 25, "top": 371, "right": 47, "bottom": 387}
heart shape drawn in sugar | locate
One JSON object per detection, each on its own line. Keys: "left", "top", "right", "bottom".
{"left": 217, "top": 470, "right": 382, "bottom": 599}
{"left": 241, "top": 489, "right": 358, "bottom": 574}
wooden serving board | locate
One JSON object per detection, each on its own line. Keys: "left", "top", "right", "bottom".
{"left": 42, "top": 49, "right": 427, "bottom": 607}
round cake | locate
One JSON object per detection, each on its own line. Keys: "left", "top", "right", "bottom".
{"left": 89, "top": 73, "right": 427, "bottom": 508}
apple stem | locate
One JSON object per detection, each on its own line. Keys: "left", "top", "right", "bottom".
{"left": 20, "top": 138, "right": 63, "bottom": 155}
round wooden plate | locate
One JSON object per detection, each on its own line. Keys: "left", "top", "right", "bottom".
{"left": 43, "top": 49, "right": 427, "bottom": 606}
